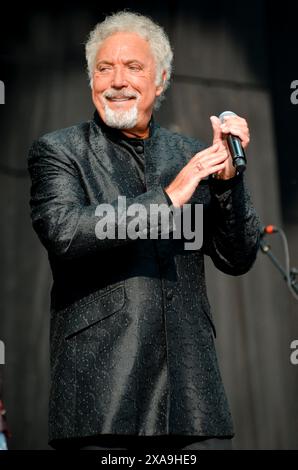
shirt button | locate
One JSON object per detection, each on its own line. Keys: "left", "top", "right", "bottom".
{"left": 166, "top": 289, "right": 173, "bottom": 300}
{"left": 135, "top": 145, "right": 144, "bottom": 154}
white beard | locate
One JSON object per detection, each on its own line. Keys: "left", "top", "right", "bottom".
{"left": 103, "top": 102, "right": 138, "bottom": 129}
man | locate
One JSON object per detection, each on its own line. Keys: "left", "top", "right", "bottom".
{"left": 28, "top": 11, "right": 260, "bottom": 450}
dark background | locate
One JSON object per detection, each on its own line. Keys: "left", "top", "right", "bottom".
{"left": 0, "top": 0, "right": 297, "bottom": 449}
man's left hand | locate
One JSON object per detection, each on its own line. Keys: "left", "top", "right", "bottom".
{"left": 210, "top": 114, "right": 250, "bottom": 180}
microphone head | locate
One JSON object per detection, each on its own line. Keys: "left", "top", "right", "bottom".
{"left": 219, "top": 111, "right": 237, "bottom": 123}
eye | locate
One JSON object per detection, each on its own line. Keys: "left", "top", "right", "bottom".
{"left": 96, "top": 65, "right": 112, "bottom": 73}
{"left": 128, "top": 64, "right": 142, "bottom": 71}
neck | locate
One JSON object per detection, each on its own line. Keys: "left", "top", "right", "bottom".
{"left": 121, "top": 127, "right": 150, "bottom": 139}
{"left": 120, "top": 113, "right": 152, "bottom": 139}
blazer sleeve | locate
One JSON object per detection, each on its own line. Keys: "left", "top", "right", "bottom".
{"left": 202, "top": 173, "right": 261, "bottom": 275}
{"left": 28, "top": 138, "right": 175, "bottom": 260}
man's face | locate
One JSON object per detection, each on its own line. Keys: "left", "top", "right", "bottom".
{"left": 92, "top": 32, "right": 165, "bottom": 136}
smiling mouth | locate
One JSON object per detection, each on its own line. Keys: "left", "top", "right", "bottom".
{"left": 106, "top": 97, "right": 136, "bottom": 102}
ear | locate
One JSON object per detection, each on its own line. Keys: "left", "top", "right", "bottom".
{"left": 155, "top": 70, "right": 167, "bottom": 97}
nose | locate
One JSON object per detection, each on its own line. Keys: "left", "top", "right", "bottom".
{"left": 111, "top": 66, "right": 128, "bottom": 89}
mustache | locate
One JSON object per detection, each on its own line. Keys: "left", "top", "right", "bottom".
{"left": 103, "top": 90, "right": 140, "bottom": 99}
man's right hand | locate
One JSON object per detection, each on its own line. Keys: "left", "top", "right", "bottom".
{"left": 165, "top": 143, "right": 229, "bottom": 207}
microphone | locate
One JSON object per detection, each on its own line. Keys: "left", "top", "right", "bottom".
{"left": 219, "top": 111, "right": 247, "bottom": 174}
{"left": 260, "top": 225, "right": 279, "bottom": 237}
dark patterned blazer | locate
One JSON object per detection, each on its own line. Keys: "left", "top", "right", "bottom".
{"left": 28, "top": 111, "right": 260, "bottom": 446}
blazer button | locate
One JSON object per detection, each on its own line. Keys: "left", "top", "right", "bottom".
{"left": 166, "top": 289, "right": 173, "bottom": 300}
{"left": 135, "top": 144, "right": 144, "bottom": 154}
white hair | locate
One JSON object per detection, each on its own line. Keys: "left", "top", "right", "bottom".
{"left": 103, "top": 101, "right": 138, "bottom": 129}
{"left": 85, "top": 11, "right": 174, "bottom": 109}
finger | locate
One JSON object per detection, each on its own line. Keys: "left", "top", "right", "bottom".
{"left": 198, "top": 149, "right": 229, "bottom": 166}
{"left": 220, "top": 123, "right": 248, "bottom": 134}
{"left": 197, "top": 162, "right": 226, "bottom": 179}
{"left": 223, "top": 126, "right": 250, "bottom": 146}
{"left": 192, "top": 143, "right": 220, "bottom": 161}
{"left": 210, "top": 162, "right": 227, "bottom": 174}
{"left": 195, "top": 151, "right": 229, "bottom": 172}
{"left": 221, "top": 116, "right": 247, "bottom": 126}
{"left": 210, "top": 115, "right": 222, "bottom": 144}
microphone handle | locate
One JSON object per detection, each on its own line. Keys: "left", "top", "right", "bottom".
{"left": 226, "top": 134, "right": 247, "bottom": 174}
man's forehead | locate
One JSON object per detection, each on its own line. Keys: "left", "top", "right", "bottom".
{"left": 96, "top": 32, "right": 153, "bottom": 60}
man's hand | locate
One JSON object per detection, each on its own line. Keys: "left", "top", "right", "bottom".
{"left": 210, "top": 114, "right": 250, "bottom": 180}
{"left": 165, "top": 143, "right": 229, "bottom": 207}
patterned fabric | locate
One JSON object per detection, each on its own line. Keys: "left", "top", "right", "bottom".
{"left": 28, "top": 111, "right": 261, "bottom": 446}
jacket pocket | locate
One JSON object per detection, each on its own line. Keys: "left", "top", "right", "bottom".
{"left": 57, "top": 284, "right": 125, "bottom": 339}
